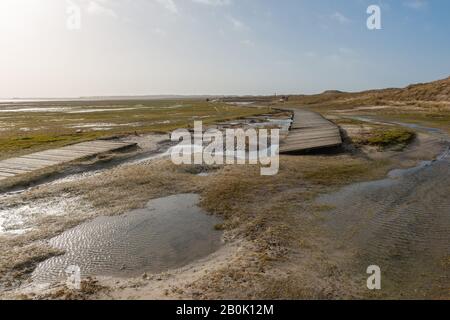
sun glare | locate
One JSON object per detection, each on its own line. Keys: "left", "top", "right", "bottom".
{"left": 0, "top": 0, "right": 56, "bottom": 34}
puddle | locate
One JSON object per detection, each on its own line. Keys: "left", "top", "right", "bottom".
{"left": 166, "top": 104, "right": 186, "bottom": 109}
{"left": 197, "top": 172, "right": 209, "bottom": 177}
{"left": 225, "top": 102, "right": 255, "bottom": 106}
{"left": 0, "top": 106, "right": 145, "bottom": 114}
{"left": 32, "top": 194, "right": 222, "bottom": 283}
{"left": 346, "top": 115, "right": 446, "bottom": 136}
{"left": 390, "top": 121, "right": 444, "bottom": 134}
{"left": 68, "top": 123, "right": 142, "bottom": 130}
{"left": 316, "top": 119, "right": 450, "bottom": 296}
{"left": 0, "top": 107, "right": 72, "bottom": 113}
{"left": 67, "top": 108, "right": 138, "bottom": 114}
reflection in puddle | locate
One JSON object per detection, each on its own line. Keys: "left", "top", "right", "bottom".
{"left": 32, "top": 194, "right": 222, "bottom": 283}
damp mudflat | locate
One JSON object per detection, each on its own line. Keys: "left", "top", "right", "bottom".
{"left": 32, "top": 194, "right": 223, "bottom": 283}
{"left": 316, "top": 122, "right": 450, "bottom": 298}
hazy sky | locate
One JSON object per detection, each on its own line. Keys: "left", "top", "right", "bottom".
{"left": 0, "top": 0, "right": 449, "bottom": 98}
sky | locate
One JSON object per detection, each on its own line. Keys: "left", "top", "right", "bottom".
{"left": 0, "top": 0, "right": 449, "bottom": 98}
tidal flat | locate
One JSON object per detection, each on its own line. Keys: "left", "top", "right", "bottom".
{"left": 0, "top": 96, "right": 449, "bottom": 299}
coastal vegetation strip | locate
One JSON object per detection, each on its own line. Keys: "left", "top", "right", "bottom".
{"left": 0, "top": 100, "right": 271, "bottom": 159}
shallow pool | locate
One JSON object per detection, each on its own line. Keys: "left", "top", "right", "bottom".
{"left": 32, "top": 194, "right": 223, "bottom": 283}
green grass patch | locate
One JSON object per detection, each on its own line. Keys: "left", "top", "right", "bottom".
{"left": 365, "top": 128, "right": 415, "bottom": 148}
{"left": 0, "top": 100, "right": 271, "bottom": 158}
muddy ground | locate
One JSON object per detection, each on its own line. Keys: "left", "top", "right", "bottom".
{"left": 0, "top": 109, "right": 449, "bottom": 300}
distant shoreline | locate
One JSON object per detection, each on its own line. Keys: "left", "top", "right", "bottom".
{"left": 0, "top": 96, "right": 221, "bottom": 103}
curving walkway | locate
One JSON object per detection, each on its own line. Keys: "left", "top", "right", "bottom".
{"left": 279, "top": 108, "right": 342, "bottom": 153}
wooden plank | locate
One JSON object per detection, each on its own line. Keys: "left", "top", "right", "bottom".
{"left": 0, "top": 172, "right": 15, "bottom": 177}
{"left": 280, "top": 144, "right": 340, "bottom": 153}
{"left": 279, "top": 108, "right": 342, "bottom": 153}
{"left": 288, "top": 132, "right": 340, "bottom": 139}
{"left": 68, "top": 141, "right": 120, "bottom": 148}
{"left": 281, "top": 139, "right": 342, "bottom": 150}
{"left": 283, "top": 135, "right": 342, "bottom": 144}
{"left": 24, "top": 154, "right": 78, "bottom": 161}
{"left": 53, "top": 149, "right": 99, "bottom": 156}
{"left": 290, "top": 129, "right": 340, "bottom": 137}
{"left": 44, "top": 149, "right": 93, "bottom": 156}
{"left": 79, "top": 141, "right": 130, "bottom": 147}
{"left": 15, "top": 156, "right": 60, "bottom": 164}
{"left": 0, "top": 140, "right": 136, "bottom": 182}
{"left": 282, "top": 138, "right": 342, "bottom": 148}
{"left": 291, "top": 124, "right": 333, "bottom": 129}
{"left": 65, "top": 144, "right": 123, "bottom": 151}
{"left": 1, "top": 160, "right": 48, "bottom": 169}
{"left": 284, "top": 135, "right": 342, "bottom": 144}
{"left": 291, "top": 127, "right": 339, "bottom": 133}
{"left": 286, "top": 129, "right": 341, "bottom": 137}
{"left": 0, "top": 162, "right": 37, "bottom": 171}
{"left": 64, "top": 145, "right": 111, "bottom": 152}
{"left": 30, "top": 153, "right": 75, "bottom": 160}
{"left": 0, "top": 167, "right": 31, "bottom": 174}
{"left": 284, "top": 134, "right": 342, "bottom": 143}
{"left": 19, "top": 156, "right": 62, "bottom": 165}
{"left": 61, "top": 144, "right": 105, "bottom": 150}
{"left": 76, "top": 141, "right": 133, "bottom": 149}
{"left": 31, "top": 150, "right": 80, "bottom": 157}
{"left": 289, "top": 129, "right": 340, "bottom": 136}
{"left": 280, "top": 139, "right": 341, "bottom": 152}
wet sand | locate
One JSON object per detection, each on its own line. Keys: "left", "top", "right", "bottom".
{"left": 317, "top": 119, "right": 450, "bottom": 298}
{"left": 32, "top": 194, "right": 223, "bottom": 283}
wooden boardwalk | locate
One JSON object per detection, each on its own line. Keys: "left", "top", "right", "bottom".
{"left": 279, "top": 109, "right": 342, "bottom": 153}
{"left": 0, "top": 140, "right": 136, "bottom": 181}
